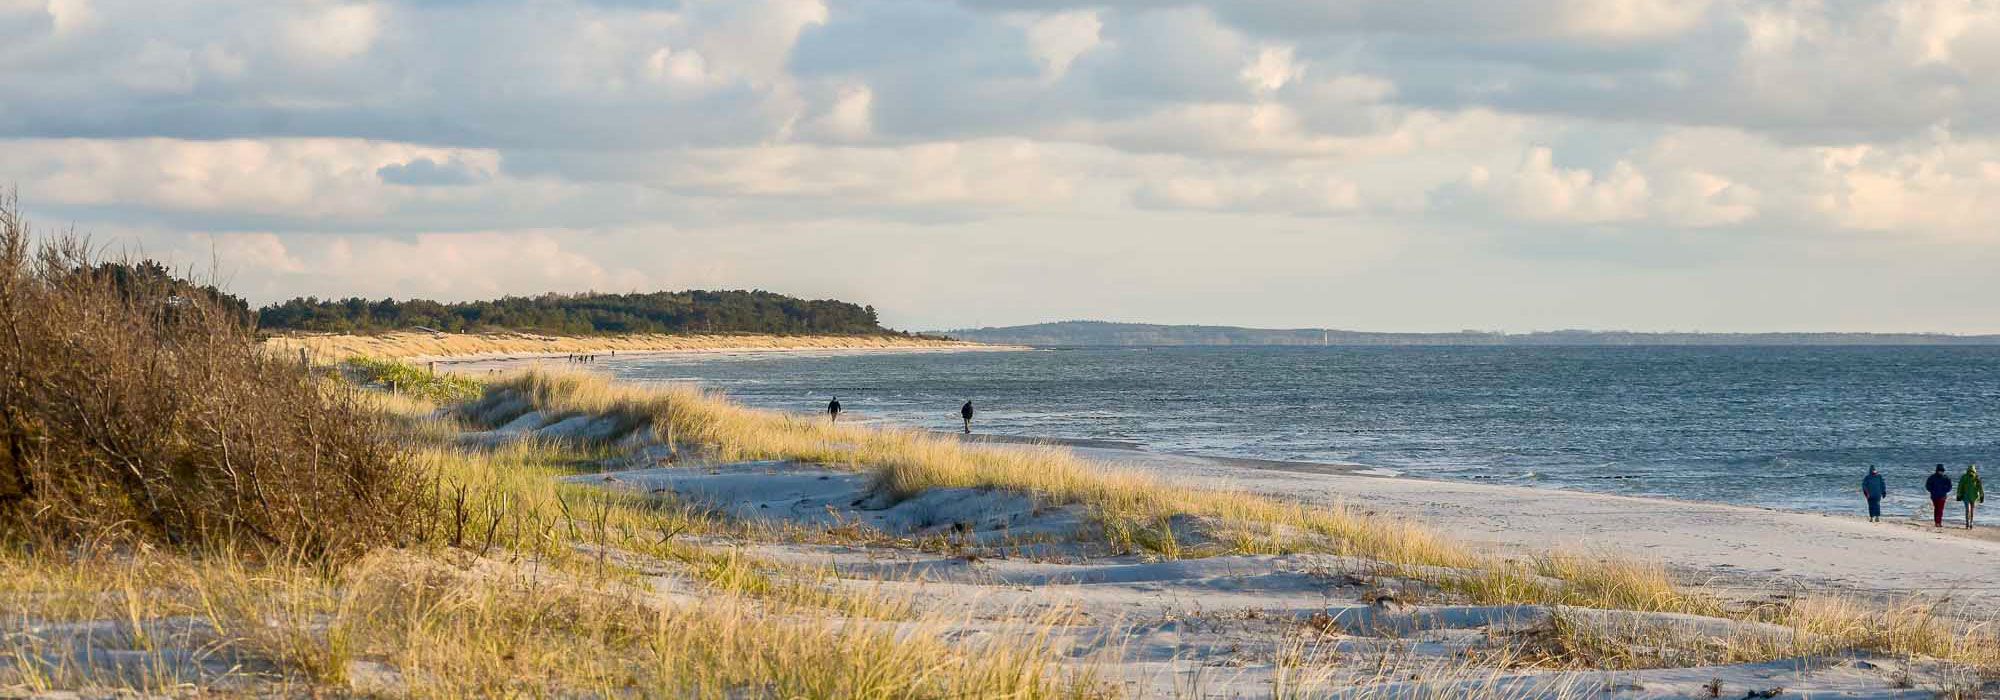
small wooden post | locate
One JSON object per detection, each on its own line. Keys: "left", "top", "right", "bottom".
{"left": 299, "top": 348, "right": 308, "bottom": 370}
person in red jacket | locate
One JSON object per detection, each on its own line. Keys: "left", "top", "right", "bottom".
{"left": 1925, "top": 464, "right": 1954, "bottom": 528}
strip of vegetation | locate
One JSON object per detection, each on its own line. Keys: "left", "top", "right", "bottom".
{"left": 345, "top": 356, "right": 484, "bottom": 404}
{"left": 258, "top": 289, "right": 897, "bottom": 336}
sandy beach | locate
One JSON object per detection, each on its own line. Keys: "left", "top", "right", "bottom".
{"left": 1061, "top": 444, "right": 2000, "bottom": 616}
{"left": 264, "top": 331, "right": 1023, "bottom": 364}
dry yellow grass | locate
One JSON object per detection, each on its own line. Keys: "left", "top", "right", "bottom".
{"left": 480, "top": 368, "right": 2000, "bottom": 677}
{"left": 0, "top": 544, "right": 1101, "bottom": 698}
{"left": 266, "top": 331, "right": 996, "bottom": 362}
{"left": 483, "top": 371, "right": 1697, "bottom": 610}
{"left": 482, "top": 370, "right": 1474, "bottom": 568}
{"left": 0, "top": 386, "right": 1103, "bottom": 697}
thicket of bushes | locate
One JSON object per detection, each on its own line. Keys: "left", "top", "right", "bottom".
{"left": 0, "top": 197, "right": 424, "bottom": 561}
{"left": 257, "top": 290, "right": 893, "bottom": 335}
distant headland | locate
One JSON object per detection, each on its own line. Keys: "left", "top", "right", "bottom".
{"left": 942, "top": 320, "right": 2000, "bottom": 346}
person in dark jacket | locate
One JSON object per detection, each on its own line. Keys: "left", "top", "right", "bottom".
{"left": 1959, "top": 465, "right": 1984, "bottom": 529}
{"left": 1925, "top": 465, "right": 1954, "bottom": 528}
{"left": 960, "top": 400, "right": 975, "bottom": 434}
{"left": 827, "top": 396, "right": 842, "bottom": 423}
{"left": 1860, "top": 467, "right": 1887, "bottom": 522}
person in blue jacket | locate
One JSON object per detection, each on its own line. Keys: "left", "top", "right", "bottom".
{"left": 1925, "top": 464, "right": 1954, "bottom": 528}
{"left": 1860, "top": 467, "right": 1887, "bottom": 522}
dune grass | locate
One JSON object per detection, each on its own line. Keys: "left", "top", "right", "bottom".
{"left": 0, "top": 387, "right": 1104, "bottom": 697}
{"left": 476, "top": 370, "right": 1688, "bottom": 609}
{"left": 346, "top": 356, "right": 485, "bottom": 404}
{"left": 0, "top": 542, "right": 1100, "bottom": 698}
{"left": 475, "top": 368, "right": 2000, "bottom": 677}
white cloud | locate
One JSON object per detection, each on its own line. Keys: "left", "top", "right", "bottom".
{"left": 1442, "top": 144, "right": 1765, "bottom": 227}
{"left": 1134, "top": 171, "right": 1361, "bottom": 215}
{"left": 191, "top": 230, "right": 653, "bottom": 303}
{"left": 284, "top": 2, "right": 380, "bottom": 62}
{"left": 1240, "top": 45, "right": 1302, "bottom": 94}
{"left": 1018, "top": 10, "right": 1101, "bottom": 80}
{"left": 1807, "top": 129, "right": 2000, "bottom": 239}
{"left": 805, "top": 83, "right": 874, "bottom": 141}
{"left": 1460, "top": 147, "right": 1653, "bottom": 224}
{"left": 46, "top": 0, "right": 93, "bottom": 35}
{"left": 1556, "top": 0, "right": 1714, "bottom": 41}
{"left": 669, "top": 140, "right": 1085, "bottom": 209}
{"left": 2, "top": 138, "right": 497, "bottom": 218}
{"left": 645, "top": 45, "right": 717, "bottom": 89}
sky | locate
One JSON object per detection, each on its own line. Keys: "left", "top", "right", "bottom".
{"left": 5, "top": 0, "right": 2000, "bottom": 333}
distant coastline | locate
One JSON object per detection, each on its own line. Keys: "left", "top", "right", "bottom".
{"left": 942, "top": 320, "right": 2000, "bottom": 346}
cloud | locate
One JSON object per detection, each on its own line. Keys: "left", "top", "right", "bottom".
{"left": 1016, "top": 9, "right": 1100, "bottom": 80}
{"left": 1133, "top": 171, "right": 1361, "bottom": 215}
{"left": 10, "top": 0, "right": 2000, "bottom": 331}
{"left": 376, "top": 155, "right": 488, "bottom": 186}
{"left": 284, "top": 2, "right": 380, "bottom": 62}
{"left": 169, "top": 229, "right": 655, "bottom": 303}
{"left": 1806, "top": 128, "right": 2000, "bottom": 239}
{"left": 1437, "top": 142, "right": 1766, "bottom": 228}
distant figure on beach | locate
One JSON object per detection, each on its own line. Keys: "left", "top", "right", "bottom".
{"left": 960, "top": 400, "right": 975, "bottom": 434}
{"left": 1926, "top": 465, "right": 1954, "bottom": 527}
{"left": 828, "top": 396, "right": 842, "bottom": 423}
{"left": 1959, "top": 465, "right": 1983, "bottom": 529}
{"left": 1860, "top": 467, "right": 1887, "bottom": 522}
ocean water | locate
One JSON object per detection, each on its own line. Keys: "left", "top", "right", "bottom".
{"left": 596, "top": 346, "right": 2000, "bottom": 514}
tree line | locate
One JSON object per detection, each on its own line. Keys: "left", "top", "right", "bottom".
{"left": 254, "top": 289, "right": 893, "bottom": 335}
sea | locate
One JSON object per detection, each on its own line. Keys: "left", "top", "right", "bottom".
{"left": 592, "top": 345, "right": 2000, "bottom": 515}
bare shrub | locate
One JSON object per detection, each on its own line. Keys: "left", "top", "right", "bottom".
{"left": 0, "top": 195, "right": 424, "bottom": 561}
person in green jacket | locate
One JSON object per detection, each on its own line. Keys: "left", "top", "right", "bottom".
{"left": 1959, "top": 465, "right": 1984, "bottom": 529}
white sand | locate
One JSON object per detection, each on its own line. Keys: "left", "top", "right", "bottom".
{"left": 429, "top": 343, "right": 1030, "bottom": 373}
{"left": 1077, "top": 447, "right": 2000, "bottom": 618}
{"left": 571, "top": 457, "right": 1986, "bottom": 698}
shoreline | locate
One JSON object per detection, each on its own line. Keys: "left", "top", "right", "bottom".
{"left": 263, "top": 331, "right": 1029, "bottom": 363}
{"left": 1075, "top": 438, "right": 2000, "bottom": 613}
{"left": 430, "top": 343, "right": 1031, "bottom": 371}
{"left": 933, "top": 432, "right": 2000, "bottom": 613}
{"left": 994, "top": 431, "right": 2000, "bottom": 537}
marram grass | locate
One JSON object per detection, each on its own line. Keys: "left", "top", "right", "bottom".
{"left": 484, "top": 368, "right": 2000, "bottom": 674}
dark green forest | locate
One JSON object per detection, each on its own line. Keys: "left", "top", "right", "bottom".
{"left": 255, "top": 290, "right": 893, "bottom": 335}
{"left": 80, "top": 260, "right": 256, "bottom": 327}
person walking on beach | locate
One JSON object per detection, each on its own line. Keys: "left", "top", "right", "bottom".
{"left": 960, "top": 400, "right": 975, "bottom": 434}
{"left": 827, "top": 396, "right": 842, "bottom": 423}
{"left": 1860, "top": 467, "right": 1887, "bottom": 522}
{"left": 1958, "top": 465, "right": 1984, "bottom": 529}
{"left": 1926, "top": 465, "right": 1954, "bottom": 528}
